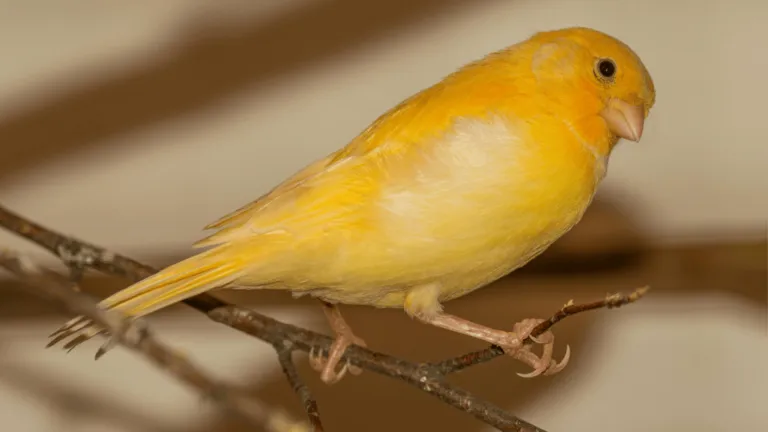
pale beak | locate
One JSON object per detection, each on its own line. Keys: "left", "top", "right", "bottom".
{"left": 600, "top": 98, "right": 645, "bottom": 142}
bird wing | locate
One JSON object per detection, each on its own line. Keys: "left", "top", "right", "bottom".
{"left": 192, "top": 68, "right": 503, "bottom": 249}
{"left": 192, "top": 91, "right": 433, "bottom": 249}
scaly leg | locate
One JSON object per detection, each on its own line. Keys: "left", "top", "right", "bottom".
{"left": 308, "top": 301, "right": 367, "bottom": 384}
{"left": 417, "top": 313, "right": 570, "bottom": 377}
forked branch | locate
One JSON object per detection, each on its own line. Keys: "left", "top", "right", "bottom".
{"left": 0, "top": 205, "right": 648, "bottom": 432}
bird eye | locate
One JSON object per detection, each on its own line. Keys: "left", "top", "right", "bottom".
{"left": 595, "top": 58, "right": 617, "bottom": 81}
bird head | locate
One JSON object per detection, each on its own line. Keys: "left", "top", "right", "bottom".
{"left": 526, "top": 27, "right": 656, "bottom": 145}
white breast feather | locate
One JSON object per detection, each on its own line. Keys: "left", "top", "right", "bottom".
{"left": 380, "top": 115, "right": 525, "bottom": 227}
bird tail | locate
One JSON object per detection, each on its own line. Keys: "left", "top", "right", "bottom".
{"left": 49, "top": 239, "right": 275, "bottom": 348}
{"left": 97, "top": 243, "right": 250, "bottom": 318}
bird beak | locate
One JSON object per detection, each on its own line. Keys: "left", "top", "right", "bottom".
{"left": 600, "top": 98, "right": 645, "bottom": 142}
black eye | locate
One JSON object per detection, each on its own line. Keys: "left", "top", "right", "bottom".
{"left": 595, "top": 58, "right": 617, "bottom": 80}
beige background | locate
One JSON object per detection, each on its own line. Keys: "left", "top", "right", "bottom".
{"left": 0, "top": 1, "right": 766, "bottom": 431}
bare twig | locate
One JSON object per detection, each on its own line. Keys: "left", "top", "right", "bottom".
{"left": 277, "top": 348, "right": 324, "bottom": 432}
{"left": 207, "top": 305, "right": 548, "bottom": 432}
{"left": 0, "top": 248, "right": 303, "bottom": 432}
{"left": 0, "top": 204, "right": 648, "bottom": 432}
{"left": 430, "top": 287, "right": 649, "bottom": 374}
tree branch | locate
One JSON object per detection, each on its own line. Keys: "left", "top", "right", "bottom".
{"left": 0, "top": 248, "right": 305, "bottom": 432}
{"left": 0, "top": 204, "right": 648, "bottom": 432}
{"left": 429, "top": 287, "right": 649, "bottom": 374}
{"left": 277, "top": 348, "right": 324, "bottom": 432}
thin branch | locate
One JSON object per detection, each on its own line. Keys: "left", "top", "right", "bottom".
{"left": 277, "top": 348, "right": 324, "bottom": 432}
{"left": 429, "top": 287, "right": 649, "bottom": 374}
{"left": 0, "top": 204, "right": 648, "bottom": 432}
{"left": 206, "top": 306, "right": 547, "bottom": 432}
{"left": 0, "top": 248, "right": 301, "bottom": 432}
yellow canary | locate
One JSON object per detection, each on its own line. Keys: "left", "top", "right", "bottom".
{"left": 51, "top": 27, "right": 655, "bottom": 384}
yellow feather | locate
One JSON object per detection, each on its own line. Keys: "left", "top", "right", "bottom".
{"left": 95, "top": 237, "right": 289, "bottom": 317}
{"left": 201, "top": 152, "right": 340, "bottom": 233}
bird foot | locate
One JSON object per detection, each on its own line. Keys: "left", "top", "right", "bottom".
{"left": 416, "top": 311, "right": 570, "bottom": 379}
{"left": 308, "top": 332, "right": 366, "bottom": 385}
{"left": 307, "top": 301, "right": 368, "bottom": 384}
{"left": 499, "top": 318, "right": 570, "bottom": 378}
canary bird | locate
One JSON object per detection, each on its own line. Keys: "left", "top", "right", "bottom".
{"left": 50, "top": 27, "right": 655, "bottom": 384}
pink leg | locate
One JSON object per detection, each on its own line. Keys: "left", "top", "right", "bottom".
{"left": 417, "top": 313, "right": 570, "bottom": 377}
{"left": 308, "top": 301, "right": 367, "bottom": 384}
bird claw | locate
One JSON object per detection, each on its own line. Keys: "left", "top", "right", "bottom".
{"left": 310, "top": 302, "right": 367, "bottom": 384}
{"left": 308, "top": 347, "right": 353, "bottom": 385}
{"left": 516, "top": 344, "right": 571, "bottom": 378}
{"left": 499, "top": 318, "right": 570, "bottom": 378}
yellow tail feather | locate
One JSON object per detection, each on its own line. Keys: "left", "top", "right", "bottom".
{"left": 97, "top": 243, "right": 251, "bottom": 318}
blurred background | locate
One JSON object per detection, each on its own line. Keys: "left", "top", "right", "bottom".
{"left": 0, "top": 1, "right": 765, "bottom": 431}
